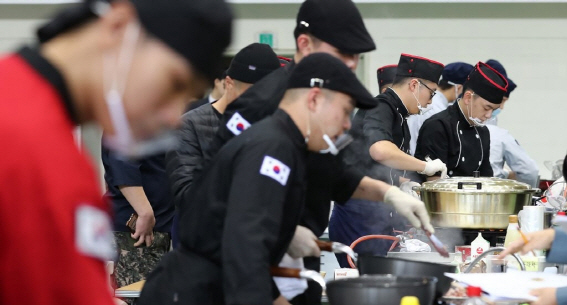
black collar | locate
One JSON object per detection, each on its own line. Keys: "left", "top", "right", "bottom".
{"left": 383, "top": 88, "right": 409, "bottom": 118}
{"left": 17, "top": 46, "right": 78, "bottom": 124}
{"left": 273, "top": 108, "right": 307, "bottom": 150}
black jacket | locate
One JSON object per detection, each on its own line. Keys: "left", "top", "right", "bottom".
{"left": 344, "top": 88, "right": 413, "bottom": 186}
{"left": 139, "top": 109, "right": 307, "bottom": 305}
{"left": 165, "top": 103, "right": 221, "bottom": 209}
{"left": 415, "top": 102, "right": 493, "bottom": 177}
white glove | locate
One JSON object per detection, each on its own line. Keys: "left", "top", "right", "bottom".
{"left": 384, "top": 186, "right": 435, "bottom": 234}
{"left": 419, "top": 158, "right": 448, "bottom": 177}
{"left": 286, "top": 225, "right": 321, "bottom": 259}
{"left": 399, "top": 181, "right": 421, "bottom": 198}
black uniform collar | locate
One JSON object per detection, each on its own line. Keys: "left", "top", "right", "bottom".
{"left": 17, "top": 46, "right": 78, "bottom": 124}
{"left": 383, "top": 88, "right": 410, "bottom": 118}
{"left": 450, "top": 102, "right": 473, "bottom": 128}
{"left": 273, "top": 108, "right": 306, "bottom": 149}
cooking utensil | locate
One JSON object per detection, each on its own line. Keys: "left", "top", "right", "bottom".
{"left": 357, "top": 254, "right": 456, "bottom": 299}
{"left": 315, "top": 240, "right": 357, "bottom": 262}
{"left": 386, "top": 251, "right": 459, "bottom": 264}
{"left": 270, "top": 267, "right": 326, "bottom": 290}
{"left": 425, "top": 231, "right": 449, "bottom": 258}
{"left": 415, "top": 176, "right": 539, "bottom": 228}
{"left": 326, "top": 275, "right": 437, "bottom": 305}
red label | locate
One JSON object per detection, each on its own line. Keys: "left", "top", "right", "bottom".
{"left": 476, "top": 247, "right": 483, "bottom": 254}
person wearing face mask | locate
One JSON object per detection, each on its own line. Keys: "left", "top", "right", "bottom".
{"left": 329, "top": 53, "right": 446, "bottom": 266}
{"left": 377, "top": 64, "right": 397, "bottom": 93}
{"left": 480, "top": 60, "right": 539, "bottom": 186}
{"left": 408, "top": 62, "right": 474, "bottom": 155}
{"left": 138, "top": 53, "right": 378, "bottom": 305}
{"left": 485, "top": 59, "right": 517, "bottom": 126}
{"left": 165, "top": 43, "right": 281, "bottom": 248}
{"left": 183, "top": 2, "right": 434, "bottom": 305}
{"left": 0, "top": 0, "right": 232, "bottom": 305}
{"left": 415, "top": 62, "right": 508, "bottom": 180}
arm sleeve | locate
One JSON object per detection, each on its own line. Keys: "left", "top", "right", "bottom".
{"left": 501, "top": 131, "right": 539, "bottom": 187}
{"left": 556, "top": 287, "right": 567, "bottom": 305}
{"left": 332, "top": 160, "right": 364, "bottom": 204}
{"left": 221, "top": 142, "right": 297, "bottom": 305}
{"left": 414, "top": 119, "right": 449, "bottom": 165}
{"left": 165, "top": 113, "right": 203, "bottom": 209}
{"left": 546, "top": 229, "right": 567, "bottom": 264}
{"left": 362, "top": 103, "right": 394, "bottom": 145}
{"left": 479, "top": 131, "right": 494, "bottom": 176}
{"left": 101, "top": 146, "right": 142, "bottom": 187}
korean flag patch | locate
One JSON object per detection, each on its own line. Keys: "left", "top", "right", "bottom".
{"left": 260, "top": 155, "right": 291, "bottom": 186}
{"left": 226, "top": 112, "right": 251, "bottom": 136}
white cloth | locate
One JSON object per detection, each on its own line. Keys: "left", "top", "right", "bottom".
{"left": 207, "top": 94, "right": 216, "bottom": 104}
{"left": 408, "top": 92, "right": 450, "bottom": 155}
{"left": 486, "top": 124, "right": 539, "bottom": 187}
{"left": 273, "top": 254, "right": 308, "bottom": 300}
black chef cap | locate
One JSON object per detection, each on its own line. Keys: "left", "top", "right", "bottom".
{"left": 464, "top": 61, "right": 508, "bottom": 104}
{"left": 37, "top": 0, "right": 232, "bottom": 82}
{"left": 486, "top": 59, "right": 517, "bottom": 98}
{"left": 226, "top": 43, "right": 280, "bottom": 84}
{"left": 396, "top": 53, "right": 445, "bottom": 84}
{"left": 441, "top": 62, "right": 474, "bottom": 85}
{"left": 376, "top": 64, "right": 397, "bottom": 89}
{"left": 294, "top": 0, "right": 375, "bottom": 54}
{"left": 288, "top": 53, "right": 377, "bottom": 109}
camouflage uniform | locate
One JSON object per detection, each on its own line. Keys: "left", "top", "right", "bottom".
{"left": 112, "top": 231, "right": 171, "bottom": 304}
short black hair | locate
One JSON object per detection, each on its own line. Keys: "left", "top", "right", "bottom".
{"left": 392, "top": 76, "right": 410, "bottom": 86}
{"left": 379, "top": 83, "right": 393, "bottom": 92}
{"left": 438, "top": 78, "right": 453, "bottom": 91}
{"left": 293, "top": 29, "right": 321, "bottom": 51}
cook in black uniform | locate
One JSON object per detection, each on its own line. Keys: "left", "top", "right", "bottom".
{"left": 377, "top": 64, "right": 398, "bottom": 93}
{"left": 415, "top": 61, "right": 508, "bottom": 179}
{"left": 330, "top": 54, "right": 446, "bottom": 266}
{"left": 189, "top": 2, "right": 434, "bottom": 304}
{"left": 138, "top": 53, "right": 377, "bottom": 305}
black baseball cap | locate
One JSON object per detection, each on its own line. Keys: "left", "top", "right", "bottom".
{"left": 377, "top": 64, "right": 397, "bottom": 88}
{"left": 486, "top": 59, "right": 517, "bottom": 98}
{"left": 396, "top": 53, "right": 445, "bottom": 84}
{"left": 38, "top": 0, "right": 233, "bottom": 82}
{"left": 465, "top": 61, "right": 508, "bottom": 104}
{"left": 287, "top": 53, "right": 377, "bottom": 109}
{"left": 441, "top": 62, "right": 474, "bottom": 85}
{"left": 294, "top": 0, "right": 375, "bottom": 54}
{"left": 226, "top": 43, "right": 280, "bottom": 84}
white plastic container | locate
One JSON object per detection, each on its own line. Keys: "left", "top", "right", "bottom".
{"left": 504, "top": 215, "right": 521, "bottom": 248}
{"left": 470, "top": 233, "right": 490, "bottom": 260}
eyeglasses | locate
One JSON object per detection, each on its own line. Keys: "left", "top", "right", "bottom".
{"left": 418, "top": 80, "right": 436, "bottom": 101}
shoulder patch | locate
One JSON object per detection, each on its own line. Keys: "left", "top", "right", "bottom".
{"left": 226, "top": 112, "right": 251, "bottom": 136}
{"left": 259, "top": 155, "right": 291, "bottom": 186}
{"left": 76, "top": 205, "right": 115, "bottom": 261}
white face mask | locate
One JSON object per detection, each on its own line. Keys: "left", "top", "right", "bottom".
{"left": 101, "top": 22, "right": 178, "bottom": 158}
{"left": 467, "top": 93, "right": 486, "bottom": 127}
{"left": 412, "top": 83, "right": 431, "bottom": 115}
{"left": 304, "top": 96, "right": 353, "bottom": 156}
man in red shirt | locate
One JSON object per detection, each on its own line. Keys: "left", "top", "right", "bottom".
{"left": 0, "top": 0, "right": 231, "bottom": 304}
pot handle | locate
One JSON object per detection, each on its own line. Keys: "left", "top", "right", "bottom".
{"left": 270, "top": 266, "right": 301, "bottom": 278}
{"left": 458, "top": 182, "right": 482, "bottom": 190}
{"left": 315, "top": 240, "right": 333, "bottom": 252}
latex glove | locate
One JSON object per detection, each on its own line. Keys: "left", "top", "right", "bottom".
{"left": 384, "top": 186, "right": 434, "bottom": 234}
{"left": 286, "top": 225, "right": 321, "bottom": 259}
{"left": 497, "top": 229, "right": 555, "bottom": 259}
{"left": 419, "top": 158, "right": 448, "bottom": 178}
{"left": 399, "top": 181, "right": 421, "bottom": 198}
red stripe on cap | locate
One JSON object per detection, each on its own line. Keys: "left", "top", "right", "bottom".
{"left": 377, "top": 64, "right": 397, "bottom": 71}
{"left": 401, "top": 53, "right": 445, "bottom": 68}
{"left": 476, "top": 61, "right": 508, "bottom": 92}
{"left": 277, "top": 55, "right": 291, "bottom": 62}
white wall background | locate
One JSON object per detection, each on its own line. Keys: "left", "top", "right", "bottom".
{"left": 1, "top": 2, "right": 565, "bottom": 181}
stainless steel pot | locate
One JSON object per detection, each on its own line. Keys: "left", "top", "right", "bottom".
{"left": 357, "top": 255, "right": 455, "bottom": 299}
{"left": 415, "top": 176, "right": 539, "bottom": 229}
{"left": 326, "top": 275, "right": 437, "bottom": 305}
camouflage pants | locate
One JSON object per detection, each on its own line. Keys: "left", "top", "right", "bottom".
{"left": 112, "top": 231, "right": 171, "bottom": 288}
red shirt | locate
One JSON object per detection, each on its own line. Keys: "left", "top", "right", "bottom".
{"left": 0, "top": 47, "right": 114, "bottom": 305}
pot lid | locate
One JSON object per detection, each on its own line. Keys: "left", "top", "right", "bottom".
{"left": 420, "top": 176, "right": 535, "bottom": 193}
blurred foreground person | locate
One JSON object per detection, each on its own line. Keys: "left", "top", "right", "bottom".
{"left": 0, "top": 0, "right": 231, "bottom": 304}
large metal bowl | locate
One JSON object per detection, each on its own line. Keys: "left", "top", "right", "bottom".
{"left": 417, "top": 176, "right": 538, "bottom": 229}
{"left": 326, "top": 275, "right": 437, "bottom": 305}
